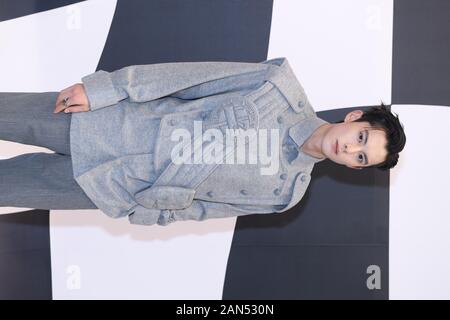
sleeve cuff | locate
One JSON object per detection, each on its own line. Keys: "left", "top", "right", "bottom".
{"left": 81, "top": 70, "right": 124, "bottom": 111}
{"left": 127, "top": 204, "right": 161, "bottom": 226}
{"left": 134, "top": 185, "right": 196, "bottom": 210}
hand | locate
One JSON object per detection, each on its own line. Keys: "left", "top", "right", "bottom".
{"left": 54, "top": 83, "right": 90, "bottom": 114}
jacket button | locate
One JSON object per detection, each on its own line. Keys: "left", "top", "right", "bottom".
{"left": 277, "top": 116, "right": 283, "bottom": 124}
{"left": 168, "top": 119, "right": 177, "bottom": 126}
{"left": 207, "top": 191, "right": 214, "bottom": 198}
{"left": 273, "top": 188, "right": 281, "bottom": 196}
{"left": 298, "top": 100, "right": 305, "bottom": 108}
{"left": 280, "top": 173, "right": 287, "bottom": 180}
{"left": 300, "top": 174, "right": 307, "bottom": 182}
{"left": 240, "top": 189, "right": 248, "bottom": 195}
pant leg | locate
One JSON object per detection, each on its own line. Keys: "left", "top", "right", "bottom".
{"left": 0, "top": 152, "right": 98, "bottom": 210}
{"left": 0, "top": 92, "right": 71, "bottom": 155}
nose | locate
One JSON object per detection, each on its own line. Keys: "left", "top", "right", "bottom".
{"left": 344, "top": 143, "right": 362, "bottom": 153}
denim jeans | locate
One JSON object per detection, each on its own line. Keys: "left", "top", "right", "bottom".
{"left": 0, "top": 92, "right": 97, "bottom": 210}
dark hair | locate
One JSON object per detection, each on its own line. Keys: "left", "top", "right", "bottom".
{"left": 334, "top": 103, "right": 406, "bottom": 171}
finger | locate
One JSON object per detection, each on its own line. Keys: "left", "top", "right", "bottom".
{"left": 54, "top": 98, "right": 70, "bottom": 113}
{"left": 55, "top": 86, "right": 72, "bottom": 107}
{"left": 55, "top": 95, "right": 71, "bottom": 113}
{"left": 55, "top": 94, "right": 78, "bottom": 113}
{"left": 62, "top": 105, "right": 89, "bottom": 113}
{"left": 54, "top": 84, "right": 77, "bottom": 111}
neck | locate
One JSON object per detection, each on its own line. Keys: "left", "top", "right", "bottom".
{"left": 299, "top": 123, "right": 332, "bottom": 160}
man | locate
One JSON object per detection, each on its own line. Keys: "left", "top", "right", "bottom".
{"left": 299, "top": 104, "right": 404, "bottom": 171}
{"left": 1, "top": 57, "right": 405, "bottom": 225}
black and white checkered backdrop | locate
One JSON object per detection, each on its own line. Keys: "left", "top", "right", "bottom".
{"left": 1, "top": 0, "right": 449, "bottom": 300}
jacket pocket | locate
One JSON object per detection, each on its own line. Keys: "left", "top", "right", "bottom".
{"left": 152, "top": 94, "right": 260, "bottom": 173}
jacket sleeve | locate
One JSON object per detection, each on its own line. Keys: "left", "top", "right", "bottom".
{"left": 81, "top": 59, "right": 280, "bottom": 112}
{"left": 127, "top": 199, "right": 284, "bottom": 226}
{"left": 133, "top": 185, "right": 196, "bottom": 210}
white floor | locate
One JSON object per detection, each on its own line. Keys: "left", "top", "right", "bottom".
{"left": 389, "top": 105, "right": 450, "bottom": 300}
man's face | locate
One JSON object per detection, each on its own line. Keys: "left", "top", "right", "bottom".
{"left": 322, "top": 110, "right": 388, "bottom": 169}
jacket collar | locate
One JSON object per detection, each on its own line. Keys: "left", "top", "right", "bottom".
{"left": 264, "top": 57, "right": 329, "bottom": 166}
{"left": 288, "top": 116, "right": 330, "bottom": 166}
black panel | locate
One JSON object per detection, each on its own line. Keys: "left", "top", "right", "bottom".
{"left": 0, "top": 0, "right": 84, "bottom": 22}
{"left": 0, "top": 210, "right": 52, "bottom": 300}
{"left": 96, "top": 0, "right": 273, "bottom": 71}
{"left": 392, "top": 0, "right": 450, "bottom": 106}
{"left": 223, "top": 246, "right": 388, "bottom": 300}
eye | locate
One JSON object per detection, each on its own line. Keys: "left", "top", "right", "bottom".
{"left": 358, "top": 153, "right": 365, "bottom": 163}
{"left": 358, "top": 131, "right": 364, "bottom": 143}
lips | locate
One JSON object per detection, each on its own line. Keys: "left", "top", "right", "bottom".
{"left": 335, "top": 140, "right": 338, "bottom": 155}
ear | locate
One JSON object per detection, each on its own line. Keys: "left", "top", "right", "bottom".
{"left": 344, "top": 109, "right": 364, "bottom": 123}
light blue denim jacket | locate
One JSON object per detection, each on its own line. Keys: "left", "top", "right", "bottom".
{"left": 69, "top": 57, "right": 329, "bottom": 226}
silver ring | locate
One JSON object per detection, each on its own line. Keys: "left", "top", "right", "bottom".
{"left": 63, "top": 97, "right": 69, "bottom": 107}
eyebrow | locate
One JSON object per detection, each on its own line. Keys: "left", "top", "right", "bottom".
{"left": 363, "top": 130, "right": 369, "bottom": 166}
